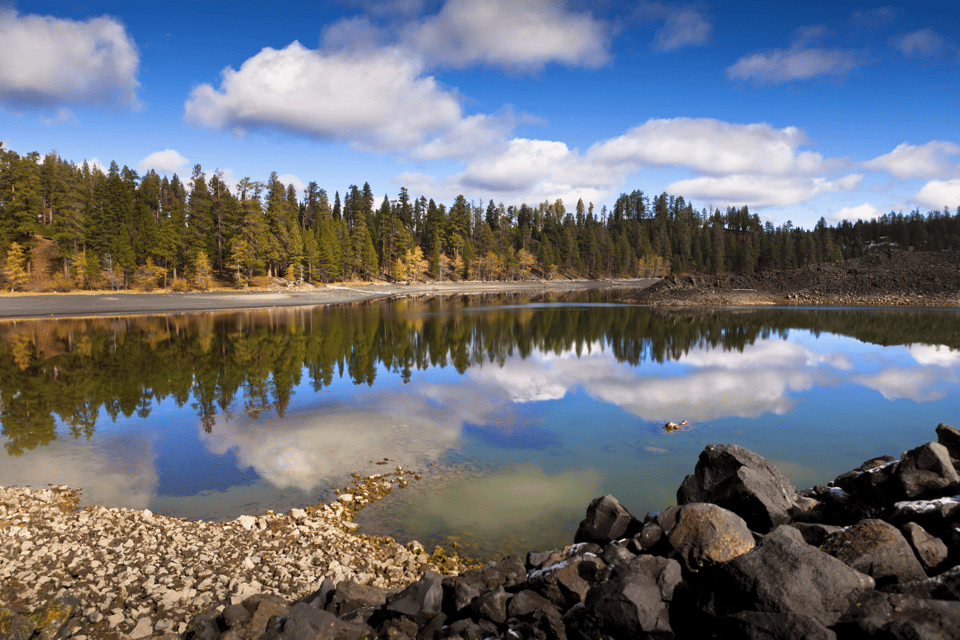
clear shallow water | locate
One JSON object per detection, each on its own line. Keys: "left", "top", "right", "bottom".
{"left": 1, "top": 292, "right": 958, "bottom": 558}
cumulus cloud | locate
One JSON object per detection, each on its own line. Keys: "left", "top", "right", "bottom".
{"left": 138, "top": 149, "right": 190, "bottom": 175}
{"left": 913, "top": 179, "right": 960, "bottom": 210}
{"left": 908, "top": 345, "right": 960, "bottom": 367}
{"left": 667, "top": 174, "right": 862, "bottom": 209}
{"left": 185, "top": 42, "right": 463, "bottom": 152}
{"left": 402, "top": 117, "right": 855, "bottom": 209}
{"left": 276, "top": 174, "right": 306, "bottom": 195}
{"left": 580, "top": 118, "right": 826, "bottom": 177}
{"left": 402, "top": 0, "right": 610, "bottom": 70}
{"left": 727, "top": 27, "right": 866, "bottom": 83}
{"left": 864, "top": 141, "right": 960, "bottom": 180}
{"left": 856, "top": 368, "right": 952, "bottom": 402}
{"left": 201, "top": 395, "right": 460, "bottom": 493}
{"left": 893, "top": 28, "right": 945, "bottom": 57}
{"left": 0, "top": 8, "right": 139, "bottom": 109}
{"left": 654, "top": 10, "right": 712, "bottom": 52}
{"left": 827, "top": 203, "right": 881, "bottom": 225}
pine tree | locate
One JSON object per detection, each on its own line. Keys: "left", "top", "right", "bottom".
{"left": 3, "top": 242, "right": 30, "bottom": 291}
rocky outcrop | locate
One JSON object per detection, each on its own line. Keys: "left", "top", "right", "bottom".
{"left": 4, "top": 424, "right": 960, "bottom": 639}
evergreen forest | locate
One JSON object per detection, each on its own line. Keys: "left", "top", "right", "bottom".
{"left": 2, "top": 143, "right": 960, "bottom": 291}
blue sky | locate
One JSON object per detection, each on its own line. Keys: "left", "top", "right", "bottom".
{"left": 2, "top": 0, "right": 959, "bottom": 230}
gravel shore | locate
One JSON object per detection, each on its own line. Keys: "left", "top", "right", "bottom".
{"left": 0, "top": 470, "right": 461, "bottom": 639}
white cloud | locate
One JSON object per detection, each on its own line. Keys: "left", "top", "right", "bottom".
{"left": 201, "top": 395, "right": 460, "bottom": 493}
{"left": 138, "top": 149, "right": 190, "bottom": 175}
{"left": 86, "top": 157, "right": 107, "bottom": 175}
{"left": 580, "top": 118, "right": 826, "bottom": 177}
{"left": 864, "top": 141, "right": 960, "bottom": 180}
{"left": 403, "top": 117, "right": 855, "bottom": 210}
{"left": 827, "top": 203, "right": 881, "bottom": 225}
{"left": 727, "top": 28, "right": 865, "bottom": 83}
{"left": 402, "top": 0, "right": 610, "bottom": 70}
{"left": 908, "top": 345, "right": 960, "bottom": 367}
{"left": 458, "top": 138, "right": 573, "bottom": 192}
{"left": 0, "top": 8, "right": 139, "bottom": 109}
{"left": 893, "top": 28, "right": 945, "bottom": 57}
{"left": 913, "top": 179, "right": 960, "bottom": 210}
{"left": 654, "top": 10, "right": 712, "bottom": 52}
{"left": 277, "top": 174, "right": 306, "bottom": 195}
{"left": 667, "top": 174, "right": 862, "bottom": 209}
{"left": 856, "top": 368, "right": 951, "bottom": 402}
{"left": 185, "top": 42, "right": 463, "bottom": 152}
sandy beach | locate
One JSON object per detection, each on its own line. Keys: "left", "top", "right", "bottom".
{"left": 0, "top": 279, "right": 658, "bottom": 320}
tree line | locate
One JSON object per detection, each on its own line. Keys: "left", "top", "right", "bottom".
{"left": 2, "top": 143, "right": 959, "bottom": 291}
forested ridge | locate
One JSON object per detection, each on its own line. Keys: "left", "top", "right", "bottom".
{"left": 2, "top": 143, "right": 960, "bottom": 291}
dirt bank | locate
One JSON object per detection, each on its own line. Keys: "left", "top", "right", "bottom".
{"left": 628, "top": 248, "right": 960, "bottom": 307}
{"left": 0, "top": 279, "right": 658, "bottom": 320}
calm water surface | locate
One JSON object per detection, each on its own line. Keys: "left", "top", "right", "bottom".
{"left": 1, "top": 291, "right": 958, "bottom": 557}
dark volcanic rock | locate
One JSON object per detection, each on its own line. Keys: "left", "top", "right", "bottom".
{"left": 715, "top": 611, "right": 837, "bottom": 640}
{"left": 820, "top": 519, "right": 927, "bottom": 587}
{"left": 576, "top": 557, "right": 680, "bottom": 639}
{"left": 526, "top": 554, "right": 593, "bottom": 611}
{"left": 707, "top": 525, "right": 875, "bottom": 626}
{"left": 328, "top": 581, "right": 387, "bottom": 617}
{"left": 573, "top": 494, "right": 639, "bottom": 545}
{"left": 677, "top": 444, "right": 796, "bottom": 532}
{"left": 836, "top": 590, "right": 960, "bottom": 639}
{"left": 656, "top": 503, "right": 755, "bottom": 572}
{"left": 936, "top": 422, "right": 960, "bottom": 461}
{"left": 897, "top": 442, "right": 960, "bottom": 499}
{"left": 384, "top": 572, "right": 443, "bottom": 625}
{"left": 901, "top": 521, "right": 949, "bottom": 572}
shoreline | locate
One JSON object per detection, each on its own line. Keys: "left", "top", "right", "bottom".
{"left": 3, "top": 425, "right": 959, "bottom": 639}
{"left": 0, "top": 278, "right": 657, "bottom": 320}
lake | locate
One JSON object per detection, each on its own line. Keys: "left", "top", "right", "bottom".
{"left": 1, "top": 290, "right": 958, "bottom": 558}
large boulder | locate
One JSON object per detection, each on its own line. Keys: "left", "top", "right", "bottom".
{"left": 526, "top": 554, "right": 593, "bottom": 611}
{"left": 836, "top": 591, "right": 960, "bottom": 639}
{"left": 820, "top": 519, "right": 927, "bottom": 587}
{"left": 677, "top": 444, "right": 797, "bottom": 532}
{"left": 935, "top": 422, "right": 960, "bottom": 461}
{"left": 715, "top": 611, "right": 837, "bottom": 640}
{"left": 574, "top": 495, "right": 640, "bottom": 545}
{"left": 901, "top": 522, "right": 949, "bottom": 572}
{"left": 706, "top": 525, "right": 875, "bottom": 627}
{"left": 574, "top": 556, "right": 681, "bottom": 639}
{"left": 384, "top": 572, "right": 444, "bottom": 625}
{"left": 656, "top": 503, "right": 755, "bottom": 573}
{"left": 896, "top": 441, "right": 960, "bottom": 499}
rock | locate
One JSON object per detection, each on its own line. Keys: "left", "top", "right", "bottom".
{"left": 656, "top": 503, "right": 755, "bottom": 572}
{"left": 716, "top": 611, "right": 837, "bottom": 640}
{"left": 0, "top": 608, "right": 37, "bottom": 640}
{"left": 573, "top": 495, "right": 639, "bottom": 546}
{"left": 789, "top": 522, "right": 842, "bottom": 546}
{"left": 707, "top": 525, "right": 875, "bottom": 626}
{"left": 471, "top": 585, "right": 510, "bottom": 624}
{"left": 820, "top": 519, "right": 927, "bottom": 587}
{"left": 896, "top": 442, "right": 960, "bottom": 499}
{"left": 441, "top": 576, "right": 481, "bottom": 614}
{"left": 330, "top": 581, "right": 388, "bottom": 617}
{"left": 888, "top": 495, "right": 960, "bottom": 542}
{"left": 836, "top": 590, "right": 960, "bottom": 639}
{"left": 576, "top": 556, "right": 679, "bottom": 638}
{"left": 886, "top": 565, "right": 960, "bottom": 600}
{"left": 935, "top": 423, "right": 960, "bottom": 460}
{"left": 677, "top": 444, "right": 797, "bottom": 532}
{"left": 901, "top": 522, "right": 949, "bottom": 572}
{"left": 526, "top": 555, "right": 591, "bottom": 611}
{"left": 384, "top": 572, "right": 443, "bottom": 624}
{"left": 129, "top": 616, "right": 154, "bottom": 639}
{"left": 30, "top": 594, "right": 80, "bottom": 640}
